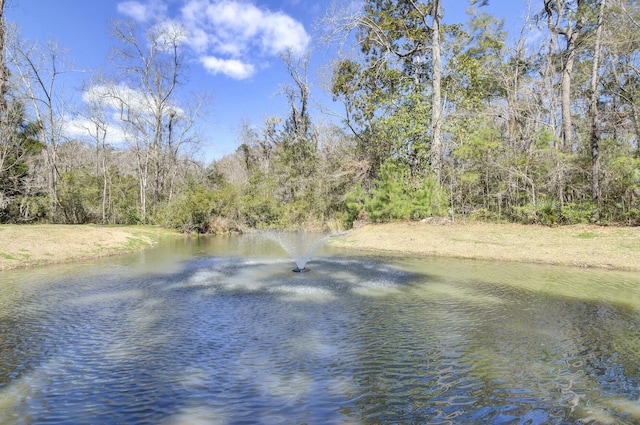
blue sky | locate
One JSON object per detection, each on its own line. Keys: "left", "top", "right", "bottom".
{"left": 7, "top": 0, "right": 532, "bottom": 162}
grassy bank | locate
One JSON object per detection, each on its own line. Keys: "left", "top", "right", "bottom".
{"left": 0, "top": 224, "right": 180, "bottom": 271}
{"left": 1, "top": 222, "right": 637, "bottom": 272}
{"left": 329, "top": 222, "right": 640, "bottom": 271}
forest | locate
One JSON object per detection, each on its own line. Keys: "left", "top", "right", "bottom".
{"left": 0, "top": 0, "right": 639, "bottom": 233}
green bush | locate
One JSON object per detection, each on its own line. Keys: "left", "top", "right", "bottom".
{"left": 561, "top": 201, "right": 595, "bottom": 224}
{"left": 621, "top": 208, "right": 640, "bottom": 225}
{"left": 535, "top": 197, "right": 559, "bottom": 225}
{"left": 470, "top": 207, "right": 502, "bottom": 222}
{"left": 240, "top": 193, "right": 282, "bottom": 229}
{"left": 411, "top": 175, "right": 449, "bottom": 219}
{"left": 157, "top": 181, "right": 216, "bottom": 233}
{"left": 18, "top": 194, "right": 51, "bottom": 223}
{"left": 365, "top": 161, "right": 409, "bottom": 222}
{"left": 509, "top": 204, "right": 537, "bottom": 224}
{"left": 57, "top": 170, "right": 99, "bottom": 224}
{"left": 239, "top": 172, "right": 283, "bottom": 229}
{"left": 344, "top": 182, "right": 367, "bottom": 225}
{"left": 363, "top": 160, "right": 448, "bottom": 223}
{"left": 509, "top": 197, "right": 561, "bottom": 225}
{"left": 106, "top": 174, "right": 136, "bottom": 224}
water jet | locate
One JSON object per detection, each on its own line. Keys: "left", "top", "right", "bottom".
{"left": 263, "top": 230, "right": 332, "bottom": 272}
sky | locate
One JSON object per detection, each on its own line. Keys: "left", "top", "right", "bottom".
{"left": 6, "top": 0, "right": 533, "bottom": 163}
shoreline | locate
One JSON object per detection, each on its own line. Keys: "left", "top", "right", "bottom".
{"left": 1, "top": 222, "right": 638, "bottom": 272}
{"left": 0, "top": 224, "right": 180, "bottom": 271}
{"left": 328, "top": 221, "right": 640, "bottom": 272}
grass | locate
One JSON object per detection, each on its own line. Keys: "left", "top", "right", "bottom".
{"left": 0, "top": 224, "right": 181, "bottom": 271}
{"left": 329, "top": 221, "right": 640, "bottom": 271}
{"left": 576, "top": 232, "right": 598, "bottom": 239}
{"left": 0, "top": 222, "right": 637, "bottom": 272}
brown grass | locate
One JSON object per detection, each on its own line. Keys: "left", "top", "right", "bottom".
{"left": 1, "top": 222, "right": 637, "bottom": 272}
{"left": 329, "top": 221, "right": 640, "bottom": 271}
{"left": 0, "top": 224, "right": 180, "bottom": 271}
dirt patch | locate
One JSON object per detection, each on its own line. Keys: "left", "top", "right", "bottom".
{"left": 0, "top": 224, "right": 180, "bottom": 271}
{"left": 329, "top": 221, "right": 640, "bottom": 271}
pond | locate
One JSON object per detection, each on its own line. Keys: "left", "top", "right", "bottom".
{"left": 0, "top": 234, "right": 638, "bottom": 424}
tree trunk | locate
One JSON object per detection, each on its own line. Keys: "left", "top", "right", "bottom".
{"left": 560, "top": 28, "right": 577, "bottom": 151}
{"left": 430, "top": 0, "right": 442, "bottom": 184}
{"left": 544, "top": 0, "right": 586, "bottom": 205}
{"left": 589, "top": 0, "right": 606, "bottom": 220}
{"left": 0, "top": 0, "right": 6, "bottom": 111}
{"left": 0, "top": 0, "right": 6, "bottom": 181}
{"left": 633, "top": 103, "right": 640, "bottom": 158}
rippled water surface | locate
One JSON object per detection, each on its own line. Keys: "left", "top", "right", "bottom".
{"left": 0, "top": 235, "right": 639, "bottom": 424}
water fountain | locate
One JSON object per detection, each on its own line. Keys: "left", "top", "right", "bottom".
{"left": 262, "top": 230, "right": 344, "bottom": 272}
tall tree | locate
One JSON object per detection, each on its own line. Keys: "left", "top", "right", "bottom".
{"left": 411, "top": 0, "right": 443, "bottom": 183}
{"left": 542, "top": 0, "right": 588, "bottom": 152}
{"left": 0, "top": 104, "right": 44, "bottom": 222}
{"left": 444, "top": 9, "right": 509, "bottom": 214}
{"left": 105, "top": 20, "right": 198, "bottom": 224}
{"left": 0, "top": 0, "right": 7, "bottom": 114}
{"left": 0, "top": 0, "right": 9, "bottom": 210}
{"left": 8, "top": 36, "right": 73, "bottom": 220}
{"left": 274, "top": 51, "right": 320, "bottom": 222}
{"left": 331, "top": 0, "right": 445, "bottom": 180}
{"left": 588, "top": 0, "right": 606, "bottom": 219}
{"left": 79, "top": 77, "right": 113, "bottom": 224}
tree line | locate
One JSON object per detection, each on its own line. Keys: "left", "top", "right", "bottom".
{"left": 0, "top": 0, "right": 638, "bottom": 232}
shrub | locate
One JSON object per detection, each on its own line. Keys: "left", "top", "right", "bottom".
{"left": 411, "top": 175, "right": 449, "bottom": 219}
{"left": 57, "top": 171, "right": 98, "bottom": 224}
{"left": 536, "top": 197, "right": 560, "bottom": 226}
{"left": 343, "top": 182, "right": 367, "bottom": 227}
{"left": 365, "top": 161, "right": 409, "bottom": 222}
{"left": 509, "top": 197, "right": 561, "bottom": 225}
{"left": 363, "top": 160, "right": 448, "bottom": 223}
{"left": 509, "top": 204, "right": 537, "bottom": 224}
{"left": 157, "top": 181, "right": 216, "bottom": 233}
{"left": 560, "top": 202, "right": 595, "bottom": 224}
{"left": 238, "top": 172, "right": 283, "bottom": 229}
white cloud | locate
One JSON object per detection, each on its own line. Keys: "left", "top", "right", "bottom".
{"left": 83, "top": 83, "right": 152, "bottom": 115}
{"left": 259, "top": 11, "right": 309, "bottom": 56}
{"left": 84, "top": 83, "right": 185, "bottom": 118}
{"left": 117, "top": 0, "right": 167, "bottom": 23}
{"left": 187, "top": 27, "right": 210, "bottom": 53}
{"left": 65, "top": 116, "right": 129, "bottom": 146}
{"left": 200, "top": 56, "right": 255, "bottom": 80}
{"left": 68, "top": 83, "right": 186, "bottom": 145}
{"left": 183, "top": 0, "right": 309, "bottom": 57}
{"left": 66, "top": 84, "right": 151, "bottom": 145}
{"left": 116, "top": 0, "right": 311, "bottom": 79}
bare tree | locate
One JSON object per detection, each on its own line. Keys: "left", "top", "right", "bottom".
{"left": 79, "top": 77, "right": 113, "bottom": 224}
{"left": 105, "top": 20, "right": 199, "bottom": 223}
{"left": 8, "top": 33, "right": 74, "bottom": 220}
{"left": 276, "top": 51, "right": 319, "bottom": 205}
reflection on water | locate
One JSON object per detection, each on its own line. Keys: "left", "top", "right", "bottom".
{"left": 0, "top": 235, "right": 639, "bottom": 424}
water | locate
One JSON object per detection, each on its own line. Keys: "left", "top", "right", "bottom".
{"left": 0, "top": 235, "right": 639, "bottom": 424}
{"left": 261, "top": 230, "right": 333, "bottom": 271}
